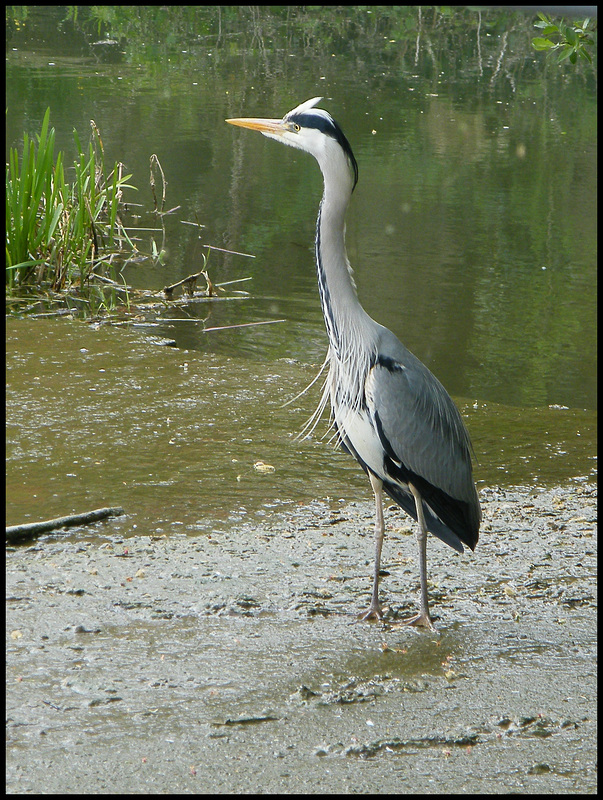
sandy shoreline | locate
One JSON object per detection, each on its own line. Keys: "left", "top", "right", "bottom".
{"left": 6, "top": 482, "right": 597, "bottom": 793}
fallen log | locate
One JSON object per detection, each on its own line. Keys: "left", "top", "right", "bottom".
{"left": 6, "top": 507, "right": 125, "bottom": 544}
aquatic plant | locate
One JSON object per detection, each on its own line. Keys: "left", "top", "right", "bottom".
{"left": 6, "top": 108, "right": 136, "bottom": 296}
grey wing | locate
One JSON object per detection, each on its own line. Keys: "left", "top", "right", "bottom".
{"left": 367, "top": 352, "right": 476, "bottom": 507}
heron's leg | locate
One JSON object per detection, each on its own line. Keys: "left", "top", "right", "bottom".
{"left": 358, "top": 472, "right": 385, "bottom": 621}
{"left": 405, "top": 483, "right": 436, "bottom": 631}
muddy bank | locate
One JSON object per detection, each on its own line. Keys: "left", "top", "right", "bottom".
{"left": 6, "top": 483, "right": 597, "bottom": 793}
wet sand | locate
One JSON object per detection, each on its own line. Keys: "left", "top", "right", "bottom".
{"left": 6, "top": 483, "right": 597, "bottom": 793}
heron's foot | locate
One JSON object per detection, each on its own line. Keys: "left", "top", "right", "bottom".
{"left": 357, "top": 601, "right": 383, "bottom": 622}
{"left": 401, "top": 611, "right": 436, "bottom": 631}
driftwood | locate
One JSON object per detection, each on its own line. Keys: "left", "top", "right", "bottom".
{"left": 163, "top": 269, "right": 212, "bottom": 297}
{"left": 6, "top": 506, "right": 125, "bottom": 544}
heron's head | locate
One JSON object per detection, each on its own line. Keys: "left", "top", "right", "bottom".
{"left": 227, "top": 97, "right": 358, "bottom": 191}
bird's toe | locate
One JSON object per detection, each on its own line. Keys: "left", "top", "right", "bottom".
{"left": 357, "top": 604, "right": 383, "bottom": 622}
{"left": 402, "top": 611, "right": 437, "bottom": 632}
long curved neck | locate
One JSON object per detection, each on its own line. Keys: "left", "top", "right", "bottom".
{"left": 314, "top": 165, "right": 368, "bottom": 360}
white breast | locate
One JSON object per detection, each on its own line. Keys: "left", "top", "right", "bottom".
{"left": 333, "top": 402, "right": 384, "bottom": 477}
{"left": 327, "top": 348, "right": 386, "bottom": 478}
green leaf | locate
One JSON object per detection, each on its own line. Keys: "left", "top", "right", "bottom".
{"left": 532, "top": 37, "right": 553, "bottom": 51}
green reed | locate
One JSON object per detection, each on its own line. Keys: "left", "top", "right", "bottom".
{"left": 6, "top": 108, "right": 137, "bottom": 297}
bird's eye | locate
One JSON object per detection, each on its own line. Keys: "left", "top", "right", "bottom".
{"left": 292, "top": 123, "right": 300, "bottom": 132}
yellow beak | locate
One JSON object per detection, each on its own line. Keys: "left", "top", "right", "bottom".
{"left": 226, "top": 117, "right": 286, "bottom": 136}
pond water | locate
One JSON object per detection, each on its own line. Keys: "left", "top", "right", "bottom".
{"left": 6, "top": 7, "right": 597, "bottom": 532}
{"left": 6, "top": 314, "right": 596, "bottom": 531}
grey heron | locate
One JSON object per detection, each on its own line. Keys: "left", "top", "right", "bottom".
{"left": 227, "top": 98, "right": 481, "bottom": 629}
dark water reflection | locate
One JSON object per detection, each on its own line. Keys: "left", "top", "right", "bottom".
{"left": 5, "top": 7, "right": 597, "bottom": 528}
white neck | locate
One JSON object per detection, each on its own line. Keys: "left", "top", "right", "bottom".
{"left": 314, "top": 149, "right": 372, "bottom": 361}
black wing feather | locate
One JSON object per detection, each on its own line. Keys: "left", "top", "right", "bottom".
{"left": 368, "top": 335, "right": 480, "bottom": 551}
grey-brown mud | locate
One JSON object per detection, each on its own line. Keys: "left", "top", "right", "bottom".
{"left": 6, "top": 483, "right": 597, "bottom": 793}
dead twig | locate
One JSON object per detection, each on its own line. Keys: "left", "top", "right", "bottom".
{"left": 203, "top": 319, "right": 285, "bottom": 332}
